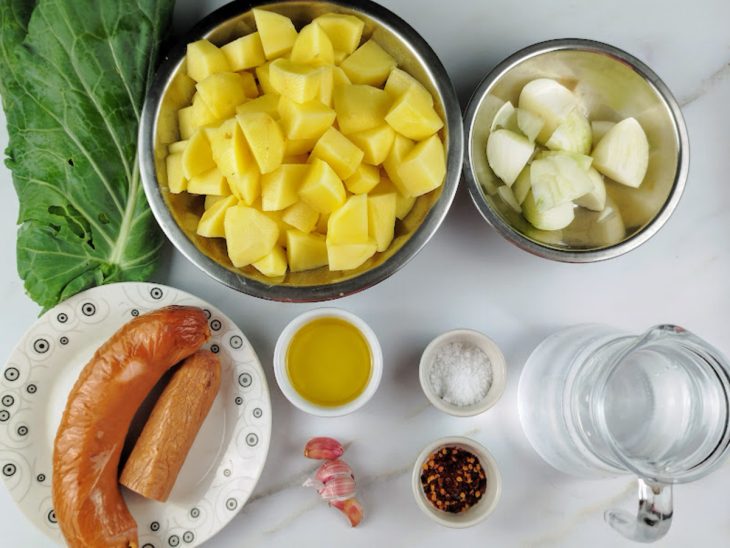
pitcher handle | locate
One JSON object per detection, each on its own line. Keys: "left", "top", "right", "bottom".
{"left": 604, "top": 479, "right": 673, "bottom": 543}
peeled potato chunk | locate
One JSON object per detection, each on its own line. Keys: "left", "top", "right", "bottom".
{"left": 197, "top": 195, "right": 237, "bottom": 238}
{"left": 348, "top": 124, "right": 395, "bottom": 165}
{"left": 287, "top": 230, "right": 328, "bottom": 271}
{"left": 327, "top": 240, "right": 377, "bottom": 271}
{"left": 299, "top": 158, "right": 347, "bottom": 214}
{"left": 224, "top": 205, "right": 279, "bottom": 267}
{"left": 384, "top": 68, "right": 433, "bottom": 105}
{"left": 396, "top": 135, "right": 446, "bottom": 197}
{"left": 340, "top": 40, "right": 396, "bottom": 86}
{"left": 278, "top": 96, "right": 336, "bottom": 140}
{"left": 290, "top": 22, "right": 334, "bottom": 66}
{"left": 310, "top": 127, "right": 363, "bottom": 180}
{"left": 385, "top": 86, "right": 443, "bottom": 140}
{"left": 221, "top": 32, "right": 266, "bottom": 71}
{"left": 313, "top": 13, "right": 364, "bottom": 55}
{"left": 166, "top": 153, "right": 186, "bottom": 194}
{"left": 227, "top": 166, "right": 260, "bottom": 206}
{"left": 282, "top": 201, "right": 319, "bottom": 233}
{"left": 382, "top": 133, "right": 414, "bottom": 195}
{"left": 345, "top": 163, "right": 380, "bottom": 194}
{"left": 334, "top": 84, "right": 391, "bottom": 135}
{"left": 196, "top": 73, "right": 249, "bottom": 119}
{"left": 252, "top": 245, "right": 288, "bottom": 277}
{"left": 253, "top": 9, "right": 297, "bottom": 60}
{"left": 187, "top": 167, "right": 230, "bottom": 196}
{"left": 237, "top": 112, "right": 285, "bottom": 174}
{"left": 269, "top": 59, "right": 323, "bottom": 103}
{"left": 327, "top": 194, "right": 369, "bottom": 244}
{"left": 368, "top": 192, "right": 397, "bottom": 251}
{"left": 182, "top": 129, "right": 215, "bottom": 180}
{"left": 187, "top": 40, "right": 231, "bottom": 82}
{"left": 261, "top": 164, "right": 308, "bottom": 211}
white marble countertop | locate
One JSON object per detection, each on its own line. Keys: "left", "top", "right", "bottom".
{"left": 1, "top": 0, "right": 730, "bottom": 546}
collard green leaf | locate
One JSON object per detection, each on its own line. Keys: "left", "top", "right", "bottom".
{"left": 0, "top": 0, "right": 174, "bottom": 310}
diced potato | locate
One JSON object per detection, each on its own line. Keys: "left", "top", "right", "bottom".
{"left": 290, "top": 22, "right": 334, "bottom": 66}
{"left": 373, "top": 178, "right": 415, "bottom": 220}
{"left": 252, "top": 8, "right": 298, "bottom": 60}
{"left": 196, "top": 72, "right": 249, "bottom": 119}
{"left": 221, "top": 32, "right": 266, "bottom": 71}
{"left": 282, "top": 201, "right": 319, "bottom": 232}
{"left": 284, "top": 154, "right": 310, "bottom": 164}
{"left": 333, "top": 66, "right": 351, "bottom": 86}
{"left": 261, "top": 164, "right": 308, "bottom": 211}
{"left": 278, "top": 96, "right": 336, "bottom": 140}
{"left": 191, "top": 93, "right": 220, "bottom": 129}
{"left": 348, "top": 124, "right": 395, "bottom": 165}
{"left": 333, "top": 50, "right": 348, "bottom": 65}
{"left": 269, "top": 59, "right": 323, "bottom": 103}
{"left": 224, "top": 205, "right": 279, "bottom": 267}
{"left": 166, "top": 152, "right": 187, "bottom": 194}
{"left": 340, "top": 40, "right": 396, "bottom": 87}
{"left": 182, "top": 128, "right": 215, "bottom": 179}
{"left": 236, "top": 94, "right": 280, "bottom": 118}
{"left": 255, "top": 63, "right": 277, "bottom": 95}
{"left": 239, "top": 71, "right": 259, "bottom": 98}
{"left": 333, "top": 84, "right": 391, "bottom": 135}
{"left": 237, "top": 112, "right": 285, "bottom": 174}
{"left": 284, "top": 137, "right": 318, "bottom": 156}
{"left": 287, "top": 230, "right": 328, "bottom": 271}
{"left": 382, "top": 133, "right": 414, "bottom": 195}
{"left": 384, "top": 68, "right": 433, "bottom": 105}
{"left": 316, "top": 212, "right": 330, "bottom": 234}
{"left": 262, "top": 208, "right": 289, "bottom": 247}
{"left": 299, "top": 158, "right": 347, "bottom": 213}
{"left": 178, "top": 106, "right": 196, "bottom": 139}
{"left": 168, "top": 140, "right": 189, "bottom": 154}
{"left": 318, "top": 65, "right": 335, "bottom": 107}
{"left": 206, "top": 118, "right": 253, "bottom": 177}
{"left": 227, "top": 166, "right": 261, "bottom": 205}
{"left": 344, "top": 163, "right": 380, "bottom": 194}
{"left": 327, "top": 240, "right": 377, "bottom": 271}
{"left": 187, "top": 167, "right": 230, "bottom": 196}
{"left": 204, "top": 195, "right": 227, "bottom": 209}
{"left": 310, "top": 127, "right": 363, "bottom": 180}
{"left": 385, "top": 86, "right": 443, "bottom": 140}
{"left": 313, "top": 13, "right": 364, "bottom": 55}
{"left": 186, "top": 40, "right": 231, "bottom": 82}
{"left": 252, "top": 245, "right": 288, "bottom": 277}
{"left": 197, "top": 195, "right": 238, "bottom": 238}
{"left": 327, "top": 194, "right": 369, "bottom": 244}
{"left": 396, "top": 134, "right": 446, "bottom": 197}
{"left": 368, "top": 192, "right": 396, "bottom": 251}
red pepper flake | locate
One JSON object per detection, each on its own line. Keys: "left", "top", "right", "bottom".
{"left": 420, "top": 446, "right": 487, "bottom": 513}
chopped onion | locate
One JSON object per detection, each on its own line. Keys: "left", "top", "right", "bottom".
{"left": 512, "top": 166, "right": 531, "bottom": 205}
{"left": 523, "top": 190, "right": 575, "bottom": 231}
{"left": 591, "top": 117, "right": 649, "bottom": 188}
{"left": 490, "top": 101, "right": 518, "bottom": 132}
{"left": 574, "top": 167, "right": 607, "bottom": 211}
{"left": 516, "top": 108, "right": 544, "bottom": 142}
{"left": 486, "top": 129, "right": 534, "bottom": 187}
{"left": 518, "top": 78, "right": 577, "bottom": 143}
{"left": 536, "top": 150, "right": 593, "bottom": 171}
{"left": 545, "top": 110, "right": 592, "bottom": 154}
{"left": 497, "top": 185, "right": 522, "bottom": 213}
{"left": 530, "top": 153, "right": 594, "bottom": 211}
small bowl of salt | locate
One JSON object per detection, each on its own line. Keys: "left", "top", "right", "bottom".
{"left": 419, "top": 329, "right": 506, "bottom": 416}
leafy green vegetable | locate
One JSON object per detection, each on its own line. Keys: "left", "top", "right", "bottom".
{"left": 0, "top": 0, "right": 174, "bottom": 310}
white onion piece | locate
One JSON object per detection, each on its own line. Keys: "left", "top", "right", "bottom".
{"left": 592, "top": 117, "right": 649, "bottom": 188}
{"left": 490, "top": 101, "right": 518, "bottom": 132}
{"left": 486, "top": 129, "right": 534, "bottom": 187}
{"left": 518, "top": 78, "right": 577, "bottom": 143}
{"left": 516, "top": 108, "right": 544, "bottom": 142}
{"left": 523, "top": 190, "right": 575, "bottom": 231}
{"left": 530, "top": 153, "right": 594, "bottom": 211}
{"left": 512, "top": 166, "right": 531, "bottom": 205}
{"left": 575, "top": 167, "right": 607, "bottom": 211}
{"left": 545, "top": 110, "right": 592, "bottom": 154}
{"left": 497, "top": 185, "right": 522, "bottom": 213}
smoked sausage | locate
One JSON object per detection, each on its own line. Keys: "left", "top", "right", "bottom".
{"left": 53, "top": 306, "right": 210, "bottom": 547}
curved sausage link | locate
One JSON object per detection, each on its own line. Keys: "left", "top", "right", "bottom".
{"left": 53, "top": 306, "right": 210, "bottom": 547}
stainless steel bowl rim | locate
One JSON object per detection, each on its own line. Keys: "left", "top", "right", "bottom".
{"left": 139, "top": 0, "right": 463, "bottom": 301}
{"left": 462, "top": 38, "right": 690, "bottom": 263}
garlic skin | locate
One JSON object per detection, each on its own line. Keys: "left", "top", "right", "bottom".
{"left": 315, "top": 459, "right": 354, "bottom": 484}
{"left": 304, "top": 437, "right": 345, "bottom": 460}
{"left": 318, "top": 474, "right": 356, "bottom": 502}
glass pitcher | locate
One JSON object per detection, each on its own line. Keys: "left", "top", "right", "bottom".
{"left": 518, "top": 324, "right": 730, "bottom": 543}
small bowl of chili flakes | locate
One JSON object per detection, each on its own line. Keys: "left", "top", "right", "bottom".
{"left": 411, "top": 436, "right": 502, "bottom": 527}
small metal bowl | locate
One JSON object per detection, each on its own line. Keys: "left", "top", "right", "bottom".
{"left": 139, "top": 0, "right": 462, "bottom": 301}
{"left": 463, "top": 39, "right": 689, "bottom": 262}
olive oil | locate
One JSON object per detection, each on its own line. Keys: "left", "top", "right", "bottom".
{"left": 286, "top": 317, "right": 372, "bottom": 407}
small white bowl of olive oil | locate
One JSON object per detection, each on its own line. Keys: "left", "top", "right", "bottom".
{"left": 274, "top": 308, "right": 383, "bottom": 417}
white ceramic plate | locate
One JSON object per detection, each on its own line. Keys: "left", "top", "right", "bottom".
{"left": 0, "top": 282, "right": 271, "bottom": 547}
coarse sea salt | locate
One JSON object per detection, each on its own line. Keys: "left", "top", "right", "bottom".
{"left": 428, "top": 341, "right": 493, "bottom": 407}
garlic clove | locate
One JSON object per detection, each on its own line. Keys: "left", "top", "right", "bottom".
{"left": 304, "top": 437, "right": 345, "bottom": 460}
{"left": 315, "top": 459, "right": 354, "bottom": 484}
{"left": 318, "top": 474, "right": 356, "bottom": 502}
{"left": 330, "top": 498, "right": 363, "bottom": 527}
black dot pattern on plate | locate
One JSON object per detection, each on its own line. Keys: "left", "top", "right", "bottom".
{"left": 2, "top": 463, "right": 16, "bottom": 477}
{"left": 60, "top": 336, "right": 69, "bottom": 345}
{"left": 81, "top": 302, "right": 96, "bottom": 316}
{"left": 1, "top": 395, "right": 13, "bottom": 407}
{"left": 150, "top": 521, "right": 160, "bottom": 532}
{"left": 57, "top": 313, "right": 68, "bottom": 323}
{"left": 0, "top": 410, "right": 9, "bottom": 422}
{"left": 142, "top": 544, "right": 155, "bottom": 548}
{"left": 253, "top": 407, "right": 262, "bottom": 418}
{"left": 150, "top": 287, "right": 163, "bottom": 300}
{"left": 190, "top": 507, "right": 200, "bottom": 519}
{"left": 168, "top": 535, "right": 180, "bottom": 547}
{"left": 234, "top": 396, "right": 243, "bottom": 405}
{"left": 223, "top": 469, "right": 231, "bottom": 477}
{"left": 210, "top": 319, "right": 221, "bottom": 331}
{"left": 33, "top": 338, "right": 49, "bottom": 354}
{"left": 27, "top": 384, "right": 37, "bottom": 394}
{"left": 17, "top": 425, "right": 28, "bottom": 436}
{"left": 131, "top": 308, "right": 139, "bottom": 317}
{"left": 4, "top": 367, "right": 19, "bottom": 382}
{"left": 210, "top": 344, "right": 220, "bottom": 354}
{"left": 203, "top": 309, "right": 211, "bottom": 319}
{"left": 238, "top": 373, "right": 252, "bottom": 388}
{"left": 246, "top": 433, "right": 259, "bottom": 447}
{"left": 37, "top": 473, "right": 46, "bottom": 482}
{"left": 226, "top": 498, "right": 237, "bottom": 511}
{"left": 48, "top": 509, "right": 57, "bottom": 524}
{"left": 183, "top": 531, "right": 194, "bottom": 543}
{"left": 230, "top": 335, "right": 243, "bottom": 349}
